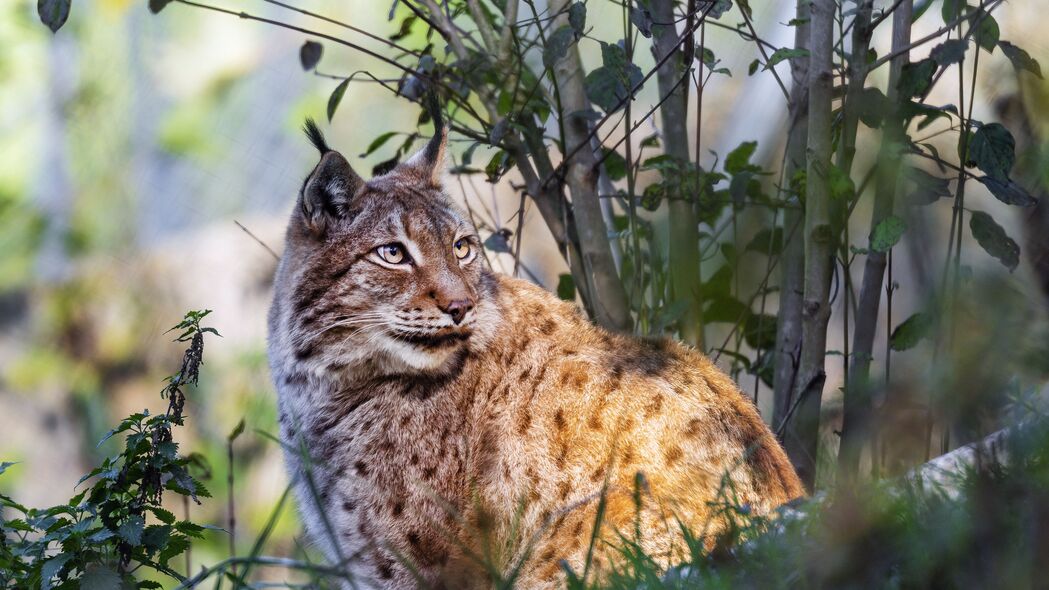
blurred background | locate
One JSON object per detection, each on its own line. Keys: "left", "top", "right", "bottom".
{"left": 3, "top": 0, "right": 1049, "bottom": 582}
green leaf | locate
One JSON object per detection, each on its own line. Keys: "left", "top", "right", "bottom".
{"left": 0, "top": 461, "right": 17, "bottom": 476}
{"left": 890, "top": 313, "right": 934, "bottom": 351}
{"left": 361, "top": 132, "right": 397, "bottom": 157}
{"left": 998, "top": 41, "right": 1043, "bottom": 79}
{"left": 228, "top": 418, "right": 246, "bottom": 442}
{"left": 930, "top": 39, "right": 968, "bottom": 66}
{"left": 970, "top": 210, "right": 1020, "bottom": 271}
{"left": 629, "top": 6, "right": 653, "bottom": 38}
{"left": 299, "top": 41, "right": 323, "bottom": 71}
{"left": 968, "top": 123, "right": 1015, "bottom": 181}
{"left": 745, "top": 227, "right": 784, "bottom": 256}
{"left": 327, "top": 78, "right": 350, "bottom": 122}
{"left": 584, "top": 42, "right": 643, "bottom": 113}
{"left": 601, "top": 148, "right": 628, "bottom": 181}
{"left": 725, "top": 141, "right": 758, "bottom": 174}
{"left": 897, "top": 59, "right": 936, "bottom": 98}
{"left": 744, "top": 313, "right": 777, "bottom": 350}
{"left": 148, "top": 506, "right": 177, "bottom": 525}
{"left": 748, "top": 59, "right": 760, "bottom": 76}
{"left": 483, "top": 229, "right": 512, "bottom": 253}
{"left": 80, "top": 566, "right": 122, "bottom": 590}
{"left": 118, "top": 515, "right": 145, "bottom": 546}
{"left": 972, "top": 10, "right": 999, "bottom": 52}
{"left": 828, "top": 163, "right": 855, "bottom": 201}
{"left": 40, "top": 553, "right": 73, "bottom": 589}
{"left": 708, "top": 0, "right": 733, "bottom": 19}
{"left": 978, "top": 176, "right": 1037, "bottom": 207}
{"left": 854, "top": 87, "right": 890, "bottom": 128}
{"left": 704, "top": 296, "right": 750, "bottom": 324}
{"left": 941, "top": 0, "right": 964, "bottom": 22}
{"left": 905, "top": 166, "right": 951, "bottom": 206}
{"left": 148, "top": 0, "right": 173, "bottom": 14}
{"left": 871, "top": 215, "right": 906, "bottom": 252}
{"left": 543, "top": 26, "right": 576, "bottom": 67}
{"left": 764, "top": 48, "right": 810, "bottom": 70}
{"left": 556, "top": 274, "right": 576, "bottom": 301}
{"left": 37, "top": 0, "right": 71, "bottom": 32}
{"left": 568, "top": 2, "right": 586, "bottom": 36}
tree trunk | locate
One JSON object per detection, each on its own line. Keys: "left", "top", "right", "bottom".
{"left": 785, "top": 0, "right": 836, "bottom": 491}
{"left": 650, "top": 0, "right": 703, "bottom": 347}
{"left": 548, "top": 0, "right": 633, "bottom": 332}
{"left": 773, "top": 1, "right": 811, "bottom": 438}
{"left": 839, "top": 1, "right": 913, "bottom": 477}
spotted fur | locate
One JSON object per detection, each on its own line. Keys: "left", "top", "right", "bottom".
{"left": 268, "top": 123, "right": 803, "bottom": 589}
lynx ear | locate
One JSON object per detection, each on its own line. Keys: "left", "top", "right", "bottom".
{"left": 299, "top": 119, "right": 364, "bottom": 234}
{"left": 398, "top": 125, "right": 448, "bottom": 187}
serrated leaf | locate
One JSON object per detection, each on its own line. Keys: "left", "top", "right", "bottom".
{"left": 543, "top": 26, "right": 575, "bottom": 67}
{"left": 978, "top": 176, "right": 1037, "bottom": 207}
{"left": 871, "top": 215, "right": 906, "bottom": 252}
{"left": 930, "top": 39, "right": 968, "bottom": 66}
{"left": 299, "top": 41, "right": 323, "bottom": 71}
{"left": 764, "top": 48, "right": 810, "bottom": 70}
{"left": 890, "top": 313, "right": 934, "bottom": 351}
{"left": 970, "top": 210, "right": 1020, "bottom": 271}
{"left": 41, "top": 552, "right": 73, "bottom": 589}
{"left": 999, "top": 41, "right": 1043, "bottom": 79}
{"left": 969, "top": 123, "right": 1015, "bottom": 181}
{"left": 80, "top": 565, "right": 121, "bottom": 590}
{"left": 327, "top": 78, "right": 350, "bottom": 122}
{"left": 37, "top": 0, "right": 71, "bottom": 32}
{"left": 148, "top": 506, "right": 177, "bottom": 525}
{"left": 556, "top": 274, "right": 576, "bottom": 301}
{"left": 118, "top": 515, "right": 145, "bottom": 546}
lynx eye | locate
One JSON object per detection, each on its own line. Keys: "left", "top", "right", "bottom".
{"left": 453, "top": 238, "right": 472, "bottom": 260}
{"left": 376, "top": 243, "right": 408, "bottom": 265}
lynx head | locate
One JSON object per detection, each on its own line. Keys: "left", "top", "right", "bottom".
{"left": 272, "top": 119, "right": 499, "bottom": 377}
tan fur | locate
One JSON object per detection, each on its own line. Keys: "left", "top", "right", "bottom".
{"left": 268, "top": 125, "right": 803, "bottom": 589}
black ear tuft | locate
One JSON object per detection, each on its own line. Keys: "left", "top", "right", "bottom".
{"left": 303, "top": 118, "right": 330, "bottom": 155}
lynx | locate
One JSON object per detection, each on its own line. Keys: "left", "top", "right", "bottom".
{"left": 267, "top": 118, "right": 803, "bottom": 589}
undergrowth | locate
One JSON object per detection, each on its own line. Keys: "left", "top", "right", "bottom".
{"left": 2, "top": 311, "right": 1047, "bottom": 589}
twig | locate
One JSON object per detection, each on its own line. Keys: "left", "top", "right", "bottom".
{"left": 234, "top": 220, "right": 280, "bottom": 261}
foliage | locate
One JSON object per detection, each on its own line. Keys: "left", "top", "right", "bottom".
{"left": 0, "top": 311, "right": 219, "bottom": 588}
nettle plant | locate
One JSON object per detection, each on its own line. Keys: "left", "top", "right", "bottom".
{"left": 0, "top": 311, "right": 218, "bottom": 589}
{"left": 39, "top": 0, "right": 1045, "bottom": 486}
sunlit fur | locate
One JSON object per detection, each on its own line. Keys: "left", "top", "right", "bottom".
{"left": 268, "top": 125, "right": 804, "bottom": 589}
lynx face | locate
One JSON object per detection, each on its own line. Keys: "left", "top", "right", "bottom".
{"left": 275, "top": 121, "right": 499, "bottom": 376}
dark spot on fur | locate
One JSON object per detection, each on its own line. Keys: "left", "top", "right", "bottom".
{"left": 400, "top": 415, "right": 411, "bottom": 427}
{"left": 391, "top": 501, "right": 403, "bottom": 517}
{"left": 685, "top": 418, "right": 703, "bottom": 438}
{"left": 354, "top": 460, "right": 369, "bottom": 476}
{"left": 664, "top": 445, "right": 683, "bottom": 466}
{"left": 644, "top": 393, "right": 664, "bottom": 418}
{"left": 342, "top": 499, "right": 356, "bottom": 512}
{"left": 540, "top": 318, "right": 557, "bottom": 335}
{"left": 554, "top": 409, "right": 566, "bottom": 430}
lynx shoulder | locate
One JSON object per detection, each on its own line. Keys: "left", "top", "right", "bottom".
{"left": 267, "top": 119, "right": 803, "bottom": 589}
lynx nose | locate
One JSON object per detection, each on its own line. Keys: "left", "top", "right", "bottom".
{"left": 439, "top": 299, "right": 474, "bottom": 325}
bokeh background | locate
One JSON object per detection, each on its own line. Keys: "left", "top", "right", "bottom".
{"left": 3, "top": 0, "right": 1049, "bottom": 581}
